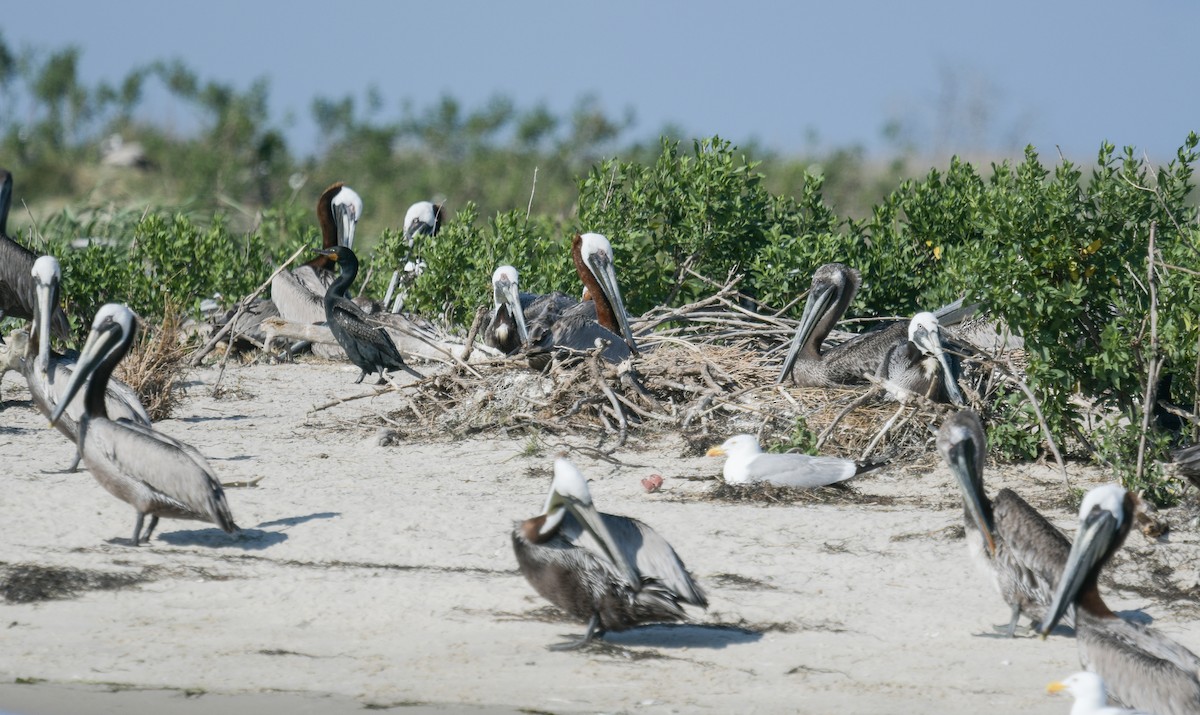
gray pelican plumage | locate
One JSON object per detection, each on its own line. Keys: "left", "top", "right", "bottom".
{"left": 526, "top": 233, "right": 639, "bottom": 365}
{"left": 1037, "top": 484, "right": 1200, "bottom": 714}
{"left": 777, "top": 263, "right": 964, "bottom": 399}
{"left": 483, "top": 265, "right": 530, "bottom": 355}
{"left": 1047, "top": 671, "right": 1152, "bottom": 715}
{"left": 19, "top": 256, "right": 150, "bottom": 470}
{"left": 882, "top": 312, "right": 965, "bottom": 404}
{"left": 317, "top": 246, "right": 421, "bottom": 384}
{"left": 511, "top": 457, "right": 707, "bottom": 650}
{"left": 936, "top": 409, "right": 1071, "bottom": 636}
{"left": 705, "top": 434, "right": 881, "bottom": 488}
{"left": 48, "top": 304, "right": 237, "bottom": 545}
{"left": 270, "top": 183, "right": 362, "bottom": 360}
{"left": 0, "top": 168, "right": 70, "bottom": 338}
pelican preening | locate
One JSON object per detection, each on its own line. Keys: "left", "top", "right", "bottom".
{"left": 512, "top": 457, "right": 707, "bottom": 649}
{"left": 705, "top": 434, "right": 882, "bottom": 488}
{"left": 317, "top": 246, "right": 422, "bottom": 384}
{"left": 403, "top": 200, "right": 443, "bottom": 243}
{"left": 777, "top": 263, "right": 964, "bottom": 403}
{"left": 0, "top": 168, "right": 71, "bottom": 338}
{"left": 1047, "top": 672, "right": 1151, "bottom": 715}
{"left": 936, "top": 410, "right": 1071, "bottom": 636}
{"left": 48, "top": 304, "right": 238, "bottom": 545}
{"left": 1037, "top": 484, "right": 1200, "bottom": 715}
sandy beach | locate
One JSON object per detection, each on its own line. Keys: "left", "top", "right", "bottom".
{"left": 1, "top": 358, "right": 1197, "bottom": 714}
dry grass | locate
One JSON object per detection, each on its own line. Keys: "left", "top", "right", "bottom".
{"left": 116, "top": 307, "right": 189, "bottom": 421}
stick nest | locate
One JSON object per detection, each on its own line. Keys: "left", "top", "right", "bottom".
{"left": 380, "top": 279, "right": 1017, "bottom": 464}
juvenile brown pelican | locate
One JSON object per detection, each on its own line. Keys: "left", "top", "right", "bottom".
{"left": 270, "top": 183, "right": 362, "bottom": 347}
{"left": 1047, "top": 672, "right": 1150, "bottom": 715}
{"left": 777, "top": 264, "right": 963, "bottom": 397}
{"left": 882, "top": 312, "right": 965, "bottom": 404}
{"left": 936, "top": 410, "right": 1071, "bottom": 636}
{"left": 483, "top": 265, "right": 530, "bottom": 355}
{"left": 705, "top": 434, "right": 882, "bottom": 488}
{"left": 526, "top": 233, "right": 639, "bottom": 364}
{"left": 1037, "top": 484, "right": 1200, "bottom": 714}
{"left": 49, "top": 304, "right": 237, "bottom": 545}
{"left": 0, "top": 169, "right": 70, "bottom": 338}
{"left": 317, "top": 246, "right": 422, "bottom": 384}
{"left": 512, "top": 457, "right": 707, "bottom": 649}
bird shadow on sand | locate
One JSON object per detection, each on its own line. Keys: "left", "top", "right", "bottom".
{"left": 1116, "top": 609, "right": 1154, "bottom": 626}
{"left": 599, "top": 622, "right": 764, "bottom": 650}
{"left": 178, "top": 414, "right": 252, "bottom": 423}
{"left": 153, "top": 527, "right": 287, "bottom": 550}
{"left": 255, "top": 512, "right": 340, "bottom": 529}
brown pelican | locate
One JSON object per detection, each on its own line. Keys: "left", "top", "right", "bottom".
{"left": 526, "top": 233, "right": 639, "bottom": 364}
{"left": 1037, "top": 484, "right": 1200, "bottom": 714}
{"left": 881, "top": 312, "right": 964, "bottom": 404}
{"left": 1047, "top": 671, "right": 1151, "bottom": 714}
{"left": 936, "top": 410, "right": 1071, "bottom": 636}
{"left": 13, "top": 256, "right": 151, "bottom": 471}
{"left": 0, "top": 168, "right": 70, "bottom": 338}
{"left": 49, "top": 304, "right": 238, "bottom": 545}
{"left": 777, "top": 263, "right": 963, "bottom": 398}
{"left": 403, "top": 200, "right": 443, "bottom": 243}
{"left": 270, "top": 183, "right": 362, "bottom": 359}
{"left": 512, "top": 457, "right": 707, "bottom": 649}
{"left": 705, "top": 434, "right": 881, "bottom": 488}
{"left": 317, "top": 246, "right": 421, "bottom": 383}
{"left": 483, "top": 265, "right": 530, "bottom": 355}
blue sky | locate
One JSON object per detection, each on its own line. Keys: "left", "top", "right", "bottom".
{"left": 5, "top": 1, "right": 1197, "bottom": 161}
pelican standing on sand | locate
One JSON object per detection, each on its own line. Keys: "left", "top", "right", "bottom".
{"left": 0, "top": 169, "right": 70, "bottom": 337}
{"left": 512, "top": 457, "right": 707, "bottom": 649}
{"left": 705, "top": 434, "right": 881, "bottom": 488}
{"left": 936, "top": 410, "right": 1070, "bottom": 636}
{"left": 5, "top": 256, "right": 151, "bottom": 471}
{"left": 1047, "top": 672, "right": 1151, "bottom": 715}
{"left": 317, "top": 246, "right": 421, "bottom": 384}
{"left": 525, "top": 233, "right": 640, "bottom": 364}
{"left": 777, "top": 263, "right": 963, "bottom": 401}
{"left": 1037, "top": 484, "right": 1200, "bottom": 714}
{"left": 49, "top": 304, "right": 237, "bottom": 545}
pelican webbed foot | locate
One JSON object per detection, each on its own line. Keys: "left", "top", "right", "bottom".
{"left": 547, "top": 613, "right": 605, "bottom": 651}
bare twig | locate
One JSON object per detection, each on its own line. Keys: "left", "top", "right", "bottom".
{"left": 192, "top": 243, "right": 310, "bottom": 368}
{"left": 1135, "top": 221, "right": 1160, "bottom": 484}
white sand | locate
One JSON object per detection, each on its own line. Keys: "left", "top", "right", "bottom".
{"left": 1, "top": 360, "right": 1197, "bottom": 714}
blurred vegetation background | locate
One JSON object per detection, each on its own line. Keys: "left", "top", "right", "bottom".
{"left": 3, "top": 35, "right": 1200, "bottom": 503}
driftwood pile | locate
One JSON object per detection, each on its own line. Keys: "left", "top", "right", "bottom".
{"left": 351, "top": 278, "right": 1022, "bottom": 465}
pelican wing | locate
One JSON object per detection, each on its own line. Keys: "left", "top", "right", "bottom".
{"left": 559, "top": 512, "right": 706, "bottom": 608}
{"left": 271, "top": 269, "right": 326, "bottom": 326}
{"left": 0, "top": 236, "right": 70, "bottom": 338}
{"left": 1080, "top": 615, "right": 1200, "bottom": 715}
{"left": 293, "top": 264, "right": 335, "bottom": 295}
{"left": 743, "top": 453, "right": 858, "bottom": 488}
{"left": 990, "top": 488, "right": 1071, "bottom": 617}
{"left": 89, "top": 419, "right": 236, "bottom": 532}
